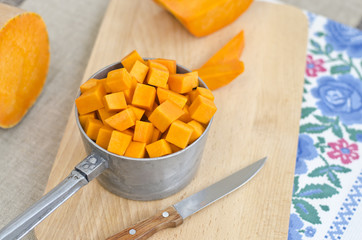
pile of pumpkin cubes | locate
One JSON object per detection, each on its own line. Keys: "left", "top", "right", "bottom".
{"left": 75, "top": 50, "right": 217, "bottom": 158}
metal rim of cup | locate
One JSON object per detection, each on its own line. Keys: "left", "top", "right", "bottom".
{"left": 75, "top": 60, "right": 214, "bottom": 162}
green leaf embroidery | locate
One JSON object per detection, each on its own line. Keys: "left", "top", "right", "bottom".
{"left": 310, "top": 49, "right": 323, "bottom": 55}
{"left": 315, "top": 32, "right": 325, "bottom": 37}
{"left": 327, "top": 171, "right": 341, "bottom": 188}
{"left": 304, "top": 79, "right": 311, "bottom": 84}
{"left": 332, "top": 124, "right": 343, "bottom": 138}
{"left": 320, "top": 205, "right": 329, "bottom": 211}
{"left": 308, "top": 166, "right": 329, "bottom": 177}
{"left": 310, "top": 39, "right": 322, "bottom": 50}
{"left": 293, "top": 199, "right": 321, "bottom": 224}
{"left": 325, "top": 44, "right": 333, "bottom": 55}
{"left": 344, "top": 126, "right": 362, "bottom": 142}
{"left": 314, "top": 115, "right": 335, "bottom": 124}
{"left": 301, "top": 107, "right": 317, "bottom": 119}
{"left": 293, "top": 176, "right": 300, "bottom": 195}
{"left": 300, "top": 123, "right": 330, "bottom": 134}
{"left": 330, "top": 65, "right": 351, "bottom": 74}
{"left": 317, "top": 136, "right": 326, "bottom": 144}
{"left": 329, "top": 165, "right": 351, "bottom": 173}
{"left": 296, "top": 184, "right": 338, "bottom": 199}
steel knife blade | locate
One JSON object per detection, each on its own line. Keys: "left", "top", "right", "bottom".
{"left": 107, "top": 157, "right": 267, "bottom": 240}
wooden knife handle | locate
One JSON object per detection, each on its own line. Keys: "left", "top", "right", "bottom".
{"left": 106, "top": 206, "right": 183, "bottom": 240}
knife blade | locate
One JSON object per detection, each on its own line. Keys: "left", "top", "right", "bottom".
{"left": 107, "top": 157, "right": 267, "bottom": 240}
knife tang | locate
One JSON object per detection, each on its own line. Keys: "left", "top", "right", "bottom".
{"left": 106, "top": 206, "right": 183, "bottom": 240}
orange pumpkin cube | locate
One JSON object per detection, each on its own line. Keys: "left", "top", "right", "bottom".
{"left": 103, "top": 92, "right": 127, "bottom": 112}
{"left": 128, "top": 105, "right": 145, "bottom": 120}
{"left": 157, "top": 87, "right": 187, "bottom": 109}
{"left": 121, "top": 50, "right": 146, "bottom": 72}
{"left": 106, "top": 68, "right": 132, "bottom": 93}
{"left": 152, "top": 58, "right": 176, "bottom": 74}
{"left": 99, "top": 78, "right": 112, "bottom": 93}
{"left": 188, "top": 87, "right": 214, "bottom": 102}
{"left": 105, "top": 108, "right": 136, "bottom": 131}
{"left": 147, "top": 60, "right": 169, "bottom": 72}
{"left": 132, "top": 83, "right": 156, "bottom": 111}
{"left": 146, "top": 67, "right": 169, "bottom": 88}
{"left": 133, "top": 120, "right": 154, "bottom": 144}
{"left": 187, "top": 120, "right": 205, "bottom": 143}
{"left": 76, "top": 84, "right": 106, "bottom": 115}
{"left": 96, "top": 108, "right": 114, "bottom": 125}
{"left": 169, "top": 142, "right": 182, "bottom": 153}
{"left": 148, "top": 100, "right": 184, "bottom": 132}
{"left": 144, "top": 102, "right": 158, "bottom": 119}
{"left": 125, "top": 141, "right": 146, "bottom": 158}
{"left": 168, "top": 73, "right": 198, "bottom": 94}
{"left": 96, "top": 126, "right": 113, "bottom": 149}
{"left": 146, "top": 139, "right": 172, "bottom": 158}
{"left": 189, "top": 95, "right": 217, "bottom": 124}
{"left": 85, "top": 118, "right": 103, "bottom": 140}
{"left": 129, "top": 60, "right": 149, "bottom": 83}
{"left": 151, "top": 128, "right": 161, "bottom": 143}
{"left": 79, "top": 112, "right": 96, "bottom": 128}
{"left": 165, "top": 120, "right": 193, "bottom": 149}
{"left": 124, "top": 76, "right": 138, "bottom": 104}
{"left": 178, "top": 105, "right": 192, "bottom": 122}
{"left": 80, "top": 78, "right": 99, "bottom": 93}
{"left": 107, "top": 130, "right": 132, "bottom": 155}
{"left": 122, "top": 128, "right": 134, "bottom": 137}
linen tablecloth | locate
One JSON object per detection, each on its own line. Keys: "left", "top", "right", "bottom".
{"left": 288, "top": 12, "right": 362, "bottom": 240}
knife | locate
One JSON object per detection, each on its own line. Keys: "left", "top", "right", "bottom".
{"left": 106, "top": 157, "right": 267, "bottom": 240}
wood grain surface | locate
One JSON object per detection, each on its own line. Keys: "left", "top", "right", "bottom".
{"left": 34, "top": 0, "right": 308, "bottom": 239}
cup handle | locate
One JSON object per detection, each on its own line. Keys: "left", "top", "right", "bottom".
{"left": 0, "top": 153, "right": 108, "bottom": 240}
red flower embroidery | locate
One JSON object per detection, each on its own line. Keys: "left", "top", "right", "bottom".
{"left": 306, "top": 55, "right": 326, "bottom": 77}
{"left": 327, "top": 139, "right": 359, "bottom": 164}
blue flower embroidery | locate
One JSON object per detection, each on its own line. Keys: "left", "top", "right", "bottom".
{"left": 305, "top": 226, "right": 316, "bottom": 237}
{"left": 311, "top": 75, "right": 362, "bottom": 125}
{"left": 325, "top": 20, "right": 362, "bottom": 58}
{"left": 288, "top": 214, "right": 304, "bottom": 240}
{"left": 295, "top": 134, "right": 318, "bottom": 175}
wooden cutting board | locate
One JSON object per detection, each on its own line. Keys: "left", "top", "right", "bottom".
{"left": 35, "top": 1, "right": 308, "bottom": 239}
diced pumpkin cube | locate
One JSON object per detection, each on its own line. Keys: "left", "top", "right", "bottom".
{"left": 96, "top": 108, "right": 114, "bottom": 125}
{"left": 151, "top": 128, "right": 161, "bottom": 143}
{"left": 76, "top": 84, "right": 106, "bottom": 115}
{"left": 122, "top": 128, "right": 134, "bottom": 137}
{"left": 133, "top": 120, "right": 154, "bottom": 144}
{"left": 99, "top": 78, "right": 112, "bottom": 93}
{"left": 80, "top": 78, "right": 99, "bottom": 93}
{"left": 144, "top": 102, "right": 158, "bottom": 119}
{"left": 79, "top": 112, "right": 96, "bottom": 128}
{"left": 125, "top": 141, "right": 146, "bottom": 158}
{"left": 96, "top": 126, "right": 113, "bottom": 149}
{"left": 187, "top": 120, "right": 205, "bottom": 143}
{"left": 189, "top": 95, "right": 217, "bottom": 124}
{"left": 148, "top": 100, "right": 184, "bottom": 132}
{"left": 128, "top": 105, "right": 145, "bottom": 120}
{"left": 178, "top": 105, "right": 192, "bottom": 122}
{"left": 168, "top": 73, "right": 198, "bottom": 94}
{"left": 106, "top": 68, "right": 132, "bottom": 93}
{"left": 124, "top": 76, "right": 138, "bottom": 104}
{"left": 147, "top": 60, "right": 169, "bottom": 72}
{"left": 107, "top": 130, "right": 132, "bottom": 155}
{"left": 132, "top": 83, "right": 156, "bottom": 111}
{"left": 157, "top": 87, "right": 187, "bottom": 109}
{"left": 129, "top": 60, "right": 149, "bottom": 83}
{"left": 121, "top": 50, "right": 146, "bottom": 72}
{"left": 146, "top": 139, "right": 172, "bottom": 158}
{"left": 169, "top": 142, "right": 182, "bottom": 153}
{"left": 146, "top": 67, "right": 169, "bottom": 88}
{"left": 103, "top": 92, "right": 127, "bottom": 112}
{"left": 188, "top": 87, "right": 214, "bottom": 102}
{"left": 105, "top": 108, "right": 136, "bottom": 131}
{"left": 152, "top": 58, "right": 176, "bottom": 74}
{"left": 165, "top": 120, "right": 193, "bottom": 149}
{"left": 85, "top": 118, "right": 103, "bottom": 140}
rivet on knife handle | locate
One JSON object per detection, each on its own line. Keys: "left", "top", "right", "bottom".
{"left": 106, "top": 206, "right": 183, "bottom": 240}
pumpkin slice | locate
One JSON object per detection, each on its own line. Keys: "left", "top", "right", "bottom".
{"left": 0, "top": 4, "right": 50, "bottom": 128}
